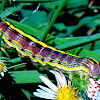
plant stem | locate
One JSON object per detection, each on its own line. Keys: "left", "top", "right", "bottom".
{"left": 41, "top": 0, "right": 69, "bottom": 41}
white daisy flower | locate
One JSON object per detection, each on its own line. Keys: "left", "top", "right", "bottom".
{"left": 33, "top": 70, "right": 79, "bottom": 100}
{"left": 0, "top": 61, "right": 7, "bottom": 77}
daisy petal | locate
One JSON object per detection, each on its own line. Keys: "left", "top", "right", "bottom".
{"left": 56, "top": 70, "right": 67, "bottom": 87}
{"left": 50, "top": 70, "right": 67, "bottom": 88}
{"left": 36, "top": 89, "right": 56, "bottom": 98}
{"left": 49, "top": 70, "right": 60, "bottom": 86}
{"left": 38, "top": 85, "right": 57, "bottom": 95}
{"left": 1, "top": 72, "right": 4, "bottom": 77}
{"left": 33, "top": 92, "right": 55, "bottom": 99}
{"left": 40, "top": 76, "right": 58, "bottom": 92}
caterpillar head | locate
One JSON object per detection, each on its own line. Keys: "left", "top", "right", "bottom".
{"left": 88, "top": 64, "right": 100, "bottom": 78}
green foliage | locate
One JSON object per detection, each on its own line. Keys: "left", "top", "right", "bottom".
{"left": 0, "top": 0, "right": 100, "bottom": 99}
{"left": 8, "top": 70, "right": 48, "bottom": 84}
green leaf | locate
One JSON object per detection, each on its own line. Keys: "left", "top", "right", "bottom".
{"left": 93, "top": 49, "right": 100, "bottom": 55}
{"left": 5, "top": 18, "right": 41, "bottom": 38}
{"left": 4, "top": 57, "right": 22, "bottom": 65}
{"left": 8, "top": 63, "right": 26, "bottom": 70}
{"left": 54, "top": 23, "right": 66, "bottom": 31}
{"left": 48, "top": 37, "right": 82, "bottom": 45}
{"left": 1, "top": 47, "right": 10, "bottom": 59}
{"left": 0, "top": 0, "right": 61, "bottom": 3}
{"left": 0, "top": 57, "right": 10, "bottom": 60}
{"left": 67, "top": 0, "right": 88, "bottom": 18}
{"left": 42, "top": 1, "right": 61, "bottom": 10}
{"left": 87, "top": 19, "right": 100, "bottom": 28}
{"left": 0, "top": 3, "right": 33, "bottom": 18}
{"left": 22, "top": 89, "right": 32, "bottom": 99}
{"left": 53, "top": 14, "right": 100, "bottom": 36}
{"left": 67, "top": 48, "right": 100, "bottom": 62}
{"left": 55, "top": 33, "right": 100, "bottom": 50}
{"left": 67, "top": 0, "right": 88, "bottom": 9}
{"left": 21, "top": 10, "right": 48, "bottom": 30}
{"left": 8, "top": 70, "right": 48, "bottom": 84}
{"left": 47, "top": 37, "right": 100, "bottom": 51}
{"left": 0, "top": 94, "right": 4, "bottom": 99}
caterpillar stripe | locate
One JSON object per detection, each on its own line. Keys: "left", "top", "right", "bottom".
{"left": 0, "top": 19, "right": 99, "bottom": 78}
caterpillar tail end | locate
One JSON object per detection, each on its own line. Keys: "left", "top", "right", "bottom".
{"left": 88, "top": 64, "right": 100, "bottom": 78}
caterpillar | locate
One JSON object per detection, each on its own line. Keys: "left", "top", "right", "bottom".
{"left": 0, "top": 19, "right": 100, "bottom": 78}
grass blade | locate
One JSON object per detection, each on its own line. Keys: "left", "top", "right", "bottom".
{"left": 8, "top": 70, "right": 48, "bottom": 84}
{"left": 55, "top": 33, "right": 100, "bottom": 50}
{"left": 41, "top": 0, "right": 69, "bottom": 41}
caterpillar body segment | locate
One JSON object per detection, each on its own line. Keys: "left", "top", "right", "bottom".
{"left": 0, "top": 19, "right": 99, "bottom": 78}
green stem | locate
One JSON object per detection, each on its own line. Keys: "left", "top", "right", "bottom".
{"left": 41, "top": 0, "right": 69, "bottom": 41}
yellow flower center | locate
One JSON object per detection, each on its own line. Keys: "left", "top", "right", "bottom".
{"left": 0, "top": 62, "right": 4, "bottom": 72}
{"left": 56, "top": 82, "right": 79, "bottom": 100}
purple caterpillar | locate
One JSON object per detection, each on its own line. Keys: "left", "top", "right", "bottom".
{"left": 0, "top": 19, "right": 100, "bottom": 78}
